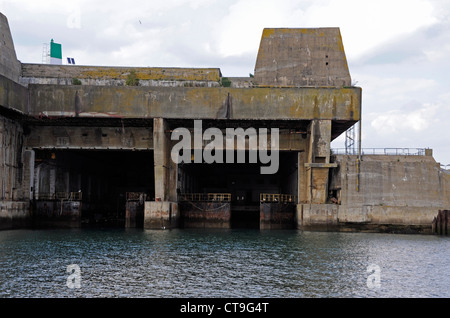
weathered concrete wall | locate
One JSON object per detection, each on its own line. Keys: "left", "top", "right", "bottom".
{"left": 299, "top": 154, "right": 450, "bottom": 233}
{"left": 20, "top": 63, "right": 221, "bottom": 88}
{"left": 0, "top": 75, "right": 28, "bottom": 112}
{"left": 24, "top": 85, "right": 361, "bottom": 121}
{"left": 32, "top": 200, "right": 81, "bottom": 228}
{"left": 0, "top": 114, "right": 23, "bottom": 200}
{"left": 335, "top": 155, "right": 447, "bottom": 209}
{"left": 144, "top": 201, "right": 179, "bottom": 229}
{"left": 0, "top": 201, "right": 29, "bottom": 229}
{"left": 254, "top": 28, "right": 351, "bottom": 87}
{"left": 297, "top": 204, "right": 339, "bottom": 231}
{"left": 226, "top": 77, "right": 255, "bottom": 88}
{"left": 0, "top": 13, "right": 21, "bottom": 83}
{"left": 0, "top": 113, "right": 31, "bottom": 229}
{"left": 443, "top": 170, "right": 450, "bottom": 208}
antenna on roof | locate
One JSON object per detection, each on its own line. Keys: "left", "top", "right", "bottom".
{"left": 42, "top": 43, "right": 49, "bottom": 64}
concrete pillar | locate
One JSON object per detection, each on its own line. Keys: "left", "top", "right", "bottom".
{"left": 33, "top": 165, "right": 40, "bottom": 200}
{"left": 153, "top": 117, "right": 169, "bottom": 201}
{"left": 153, "top": 117, "right": 178, "bottom": 201}
{"left": 22, "top": 149, "right": 35, "bottom": 200}
{"left": 298, "top": 151, "right": 307, "bottom": 203}
{"left": 146, "top": 118, "right": 179, "bottom": 229}
{"left": 49, "top": 169, "right": 56, "bottom": 196}
{"left": 305, "top": 120, "right": 335, "bottom": 204}
{"left": 144, "top": 201, "right": 179, "bottom": 229}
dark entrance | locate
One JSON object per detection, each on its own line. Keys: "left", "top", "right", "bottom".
{"left": 33, "top": 149, "right": 154, "bottom": 227}
{"left": 177, "top": 151, "right": 298, "bottom": 229}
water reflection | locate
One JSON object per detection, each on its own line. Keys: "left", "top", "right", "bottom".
{"left": 0, "top": 229, "right": 448, "bottom": 297}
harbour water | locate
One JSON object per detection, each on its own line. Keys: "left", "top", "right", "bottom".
{"left": 0, "top": 228, "right": 448, "bottom": 298}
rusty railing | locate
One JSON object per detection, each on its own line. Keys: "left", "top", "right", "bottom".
{"left": 37, "top": 192, "right": 82, "bottom": 201}
{"left": 260, "top": 193, "right": 296, "bottom": 203}
{"left": 180, "top": 193, "right": 231, "bottom": 202}
{"left": 332, "top": 148, "right": 427, "bottom": 156}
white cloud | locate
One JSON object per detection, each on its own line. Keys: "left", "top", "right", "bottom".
{"left": 356, "top": 75, "right": 438, "bottom": 108}
{"left": 214, "top": 0, "right": 306, "bottom": 57}
{"left": 370, "top": 103, "right": 438, "bottom": 135}
{"left": 290, "top": 0, "right": 437, "bottom": 60}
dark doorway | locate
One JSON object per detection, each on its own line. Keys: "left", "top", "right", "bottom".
{"left": 177, "top": 151, "right": 298, "bottom": 229}
{"left": 33, "top": 149, "right": 154, "bottom": 227}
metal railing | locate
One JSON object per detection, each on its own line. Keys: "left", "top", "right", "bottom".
{"left": 36, "top": 193, "right": 54, "bottom": 200}
{"left": 126, "top": 192, "right": 146, "bottom": 201}
{"left": 180, "top": 193, "right": 232, "bottom": 202}
{"left": 332, "top": 148, "right": 427, "bottom": 156}
{"left": 36, "top": 192, "right": 82, "bottom": 201}
{"left": 260, "top": 193, "right": 296, "bottom": 203}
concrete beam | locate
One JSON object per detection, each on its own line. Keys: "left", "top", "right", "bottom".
{"left": 25, "top": 85, "right": 361, "bottom": 121}
{"left": 24, "top": 124, "right": 308, "bottom": 151}
{"left": 304, "top": 163, "right": 338, "bottom": 168}
{"left": 25, "top": 126, "right": 153, "bottom": 150}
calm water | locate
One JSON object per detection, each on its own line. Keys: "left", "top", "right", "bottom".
{"left": 0, "top": 228, "right": 448, "bottom": 298}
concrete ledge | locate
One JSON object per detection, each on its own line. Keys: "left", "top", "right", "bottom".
{"left": 338, "top": 205, "right": 439, "bottom": 234}
{"left": 297, "top": 203, "right": 440, "bottom": 233}
{"left": 363, "top": 205, "right": 437, "bottom": 225}
{"left": 304, "top": 163, "right": 338, "bottom": 168}
{"left": 21, "top": 64, "right": 221, "bottom": 82}
{"left": 0, "top": 201, "right": 31, "bottom": 230}
{"left": 297, "top": 204, "right": 339, "bottom": 231}
{"left": 144, "top": 201, "right": 179, "bottom": 229}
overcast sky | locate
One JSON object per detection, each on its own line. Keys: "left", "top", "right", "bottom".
{"left": 1, "top": 0, "right": 449, "bottom": 165}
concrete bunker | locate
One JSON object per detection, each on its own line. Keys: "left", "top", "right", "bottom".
{"left": 32, "top": 149, "right": 154, "bottom": 228}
